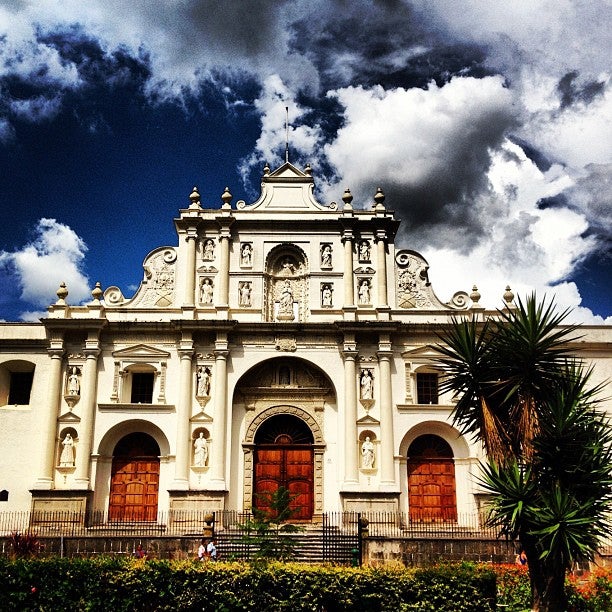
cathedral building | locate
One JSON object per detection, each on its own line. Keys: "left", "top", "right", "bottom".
{"left": 1, "top": 161, "right": 610, "bottom": 525}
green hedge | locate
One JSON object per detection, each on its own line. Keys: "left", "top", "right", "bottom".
{"left": 0, "top": 558, "right": 496, "bottom": 611}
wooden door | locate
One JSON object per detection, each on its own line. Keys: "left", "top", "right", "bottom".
{"left": 254, "top": 445, "right": 314, "bottom": 520}
{"left": 109, "top": 433, "right": 160, "bottom": 522}
{"left": 407, "top": 435, "right": 457, "bottom": 522}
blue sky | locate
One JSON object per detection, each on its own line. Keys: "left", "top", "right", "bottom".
{"left": 0, "top": 1, "right": 610, "bottom": 323}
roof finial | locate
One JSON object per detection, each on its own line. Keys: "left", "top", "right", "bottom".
{"left": 285, "top": 106, "right": 289, "bottom": 164}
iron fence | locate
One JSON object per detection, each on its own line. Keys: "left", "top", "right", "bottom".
{"left": 0, "top": 509, "right": 502, "bottom": 539}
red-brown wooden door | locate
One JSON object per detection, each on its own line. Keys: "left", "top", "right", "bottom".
{"left": 253, "top": 414, "right": 315, "bottom": 521}
{"left": 109, "top": 433, "right": 160, "bottom": 522}
{"left": 407, "top": 435, "right": 457, "bottom": 522}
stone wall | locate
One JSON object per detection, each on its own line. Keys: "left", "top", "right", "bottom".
{"left": 364, "top": 537, "right": 517, "bottom": 566}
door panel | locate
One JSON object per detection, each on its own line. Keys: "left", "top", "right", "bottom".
{"left": 109, "top": 444, "right": 159, "bottom": 522}
{"left": 408, "top": 458, "right": 457, "bottom": 522}
{"left": 254, "top": 445, "right": 313, "bottom": 520}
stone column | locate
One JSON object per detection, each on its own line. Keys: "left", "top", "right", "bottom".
{"left": 34, "top": 346, "right": 64, "bottom": 489}
{"left": 342, "top": 347, "right": 359, "bottom": 484}
{"left": 210, "top": 337, "right": 229, "bottom": 487}
{"left": 173, "top": 339, "right": 194, "bottom": 489}
{"left": 378, "top": 342, "right": 395, "bottom": 485}
{"left": 375, "top": 230, "right": 389, "bottom": 308}
{"left": 218, "top": 232, "right": 230, "bottom": 308}
{"left": 74, "top": 341, "right": 101, "bottom": 487}
{"left": 184, "top": 231, "right": 197, "bottom": 306}
{"left": 342, "top": 232, "right": 355, "bottom": 308}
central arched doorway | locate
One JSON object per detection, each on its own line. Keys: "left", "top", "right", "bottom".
{"left": 109, "top": 432, "right": 160, "bottom": 521}
{"left": 407, "top": 434, "right": 457, "bottom": 522}
{"left": 254, "top": 414, "right": 314, "bottom": 520}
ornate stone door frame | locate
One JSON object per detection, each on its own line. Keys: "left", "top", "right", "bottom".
{"left": 242, "top": 405, "right": 325, "bottom": 516}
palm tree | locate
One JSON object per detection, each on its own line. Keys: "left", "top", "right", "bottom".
{"left": 434, "top": 294, "right": 612, "bottom": 612}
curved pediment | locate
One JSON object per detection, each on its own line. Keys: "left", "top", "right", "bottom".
{"left": 241, "top": 162, "right": 333, "bottom": 212}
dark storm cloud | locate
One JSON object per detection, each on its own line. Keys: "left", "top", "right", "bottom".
{"left": 38, "top": 26, "right": 151, "bottom": 88}
{"left": 558, "top": 71, "right": 607, "bottom": 109}
{"left": 289, "top": 0, "right": 492, "bottom": 92}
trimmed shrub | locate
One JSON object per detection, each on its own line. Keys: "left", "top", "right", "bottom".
{"left": 0, "top": 558, "right": 497, "bottom": 611}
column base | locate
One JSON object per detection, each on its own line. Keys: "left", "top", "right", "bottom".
{"left": 170, "top": 478, "right": 190, "bottom": 491}
{"left": 340, "top": 490, "right": 400, "bottom": 513}
{"left": 31, "top": 478, "right": 54, "bottom": 490}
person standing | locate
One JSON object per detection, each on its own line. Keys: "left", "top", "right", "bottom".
{"left": 206, "top": 538, "right": 218, "bottom": 561}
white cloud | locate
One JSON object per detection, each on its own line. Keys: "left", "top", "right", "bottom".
{"left": 0, "top": 218, "right": 91, "bottom": 316}
{"left": 321, "top": 77, "right": 515, "bottom": 202}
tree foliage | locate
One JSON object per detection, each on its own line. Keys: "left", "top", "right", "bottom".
{"left": 434, "top": 294, "right": 612, "bottom": 611}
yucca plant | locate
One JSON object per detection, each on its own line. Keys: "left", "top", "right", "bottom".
{"left": 435, "top": 294, "right": 612, "bottom": 611}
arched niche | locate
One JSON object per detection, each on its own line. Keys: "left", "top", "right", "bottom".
{"left": 264, "top": 243, "right": 309, "bottom": 322}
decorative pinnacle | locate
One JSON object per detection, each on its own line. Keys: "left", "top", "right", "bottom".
{"left": 304, "top": 163, "right": 312, "bottom": 176}
{"left": 374, "top": 187, "right": 385, "bottom": 209}
{"left": 221, "top": 186, "right": 232, "bottom": 209}
{"left": 470, "top": 285, "right": 481, "bottom": 305}
{"left": 342, "top": 188, "right": 353, "bottom": 210}
{"left": 56, "top": 282, "right": 68, "bottom": 304}
{"left": 503, "top": 285, "right": 515, "bottom": 305}
{"left": 263, "top": 163, "right": 270, "bottom": 176}
{"left": 91, "top": 282, "right": 103, "bottom": 303}
{"left": 189, "top": 186, "right": 201, "bottom": 208}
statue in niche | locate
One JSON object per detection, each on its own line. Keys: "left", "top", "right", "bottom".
{"left": 359, "top": 240, "right": 371, "bottom": 262}
{"left": 203, "top": 239, "right": 215, "bottom": 261}
{"left": 197, "top": 366, "right": 211, "bottom": 397}
{"left": 240, "top": 243, "right": 252, "bottom": 267}
{"left": 279, "top": 280, "right": 294, "bottom": 314}
{"left": 358, "top": 279, "right": 371, "bottom": 304}
{"left": 200, "top": 278, "right": 214, "bottom": 304}
{"left": 279, "top": 365, "right": 291, "bottom": 385}
{"left": 321, "top": 284, "right": 332, "bottom": 307}
{"left": 360, "top": 369, "right": 373, "bottom": 400}
{"left": 67, "top": 367, "right": 80, "bottom": 395}
{"left": 193, "top": 432, "right": 209, "bottom": 467}
{"left": 60, "top": 433, "right": 75, "bottom": 466}
{"left": 281, "top": 257, "right": 295, "bottom": 274}
{"left": 321, "top": 244, "right": 332, "bottom": 267}
{"left": 361, "top": 436, "right": 375, "bottom": 469}
{"left": 239, "top": 281, "right": 252, "bottom": 306}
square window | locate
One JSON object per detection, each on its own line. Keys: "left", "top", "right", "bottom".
{"left": 131, "top": 373, "right": 154, "bottom": 403}
{"left": 416, "top": 373, "right": 438, "bottom": 405}
{"left": 8, "top": 371, "right": 33, "bottom": 404}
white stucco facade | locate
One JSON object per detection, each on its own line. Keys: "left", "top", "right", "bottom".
{"left": 1, "top": 162, "right": 610, "bottom": 523}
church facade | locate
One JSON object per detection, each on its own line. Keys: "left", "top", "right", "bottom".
{"left": 1, "top": 162, "right": 611, "bottom": 525}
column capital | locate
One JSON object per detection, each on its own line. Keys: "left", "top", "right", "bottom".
{"left": 341, "top": 349, "right": 358, "bottom": 360}
{"left": 178, "top": 349, "right": 194, "bottom": 360}
{"left": 341, "top": 231, "right": 354, "bottom": 243}
{"left": 214, "top": 349, "right": 230, "bottom": 360}
{"left": 375, "top": 229, "right": 388, "bottom": 242}
{"left": 84, "top": 348, "right": 101, "bottom": 359}
{"left": 47, "top": 348, "right": 65, "bottom": 359}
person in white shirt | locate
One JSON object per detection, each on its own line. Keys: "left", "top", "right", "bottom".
{"left": 206, "top": 538, "right": 218, "bottom": 561}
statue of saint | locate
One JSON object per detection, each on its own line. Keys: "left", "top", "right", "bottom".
{"left": 200, "top": 278, "right": 213, "bottom": 304}
{"left": 359, "top": 240, "right": 370, "bottom": 261}
{"left": 361, "top": 436, "right": 375, "bottom": 469}
{"left": 321, "top": 285, "right": 332, "bottom": 307}
{"left": 321, "top": 244, "right": 332, "bottom": 267}
{"left": 203, "top": 239, "right": 215, "bottom": 260}
{"left": 360, "top": 370, "right": 373, "bottom": 399}
{"left": 197, "top": 367, "right": 211, "bottom": 396}
{"left": 358, "top": 279, "right": 371, "bottom": 304}
{"left": 60, "top": 433, "right": 75, "bottom": 466}
{"left": 279, "top": 280, "right": 293, "bottom": 313}
{"left": 241, "top": 243, "right": 252, "bottom": 266}
{"left": 67, "top": 367, "right": 80, "bottom": 395}
{"left": 193, "top": 432, "right": 208, "bottom": 467}
{"left": 239, "top": 282, "right": 252, "bottom": 306}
